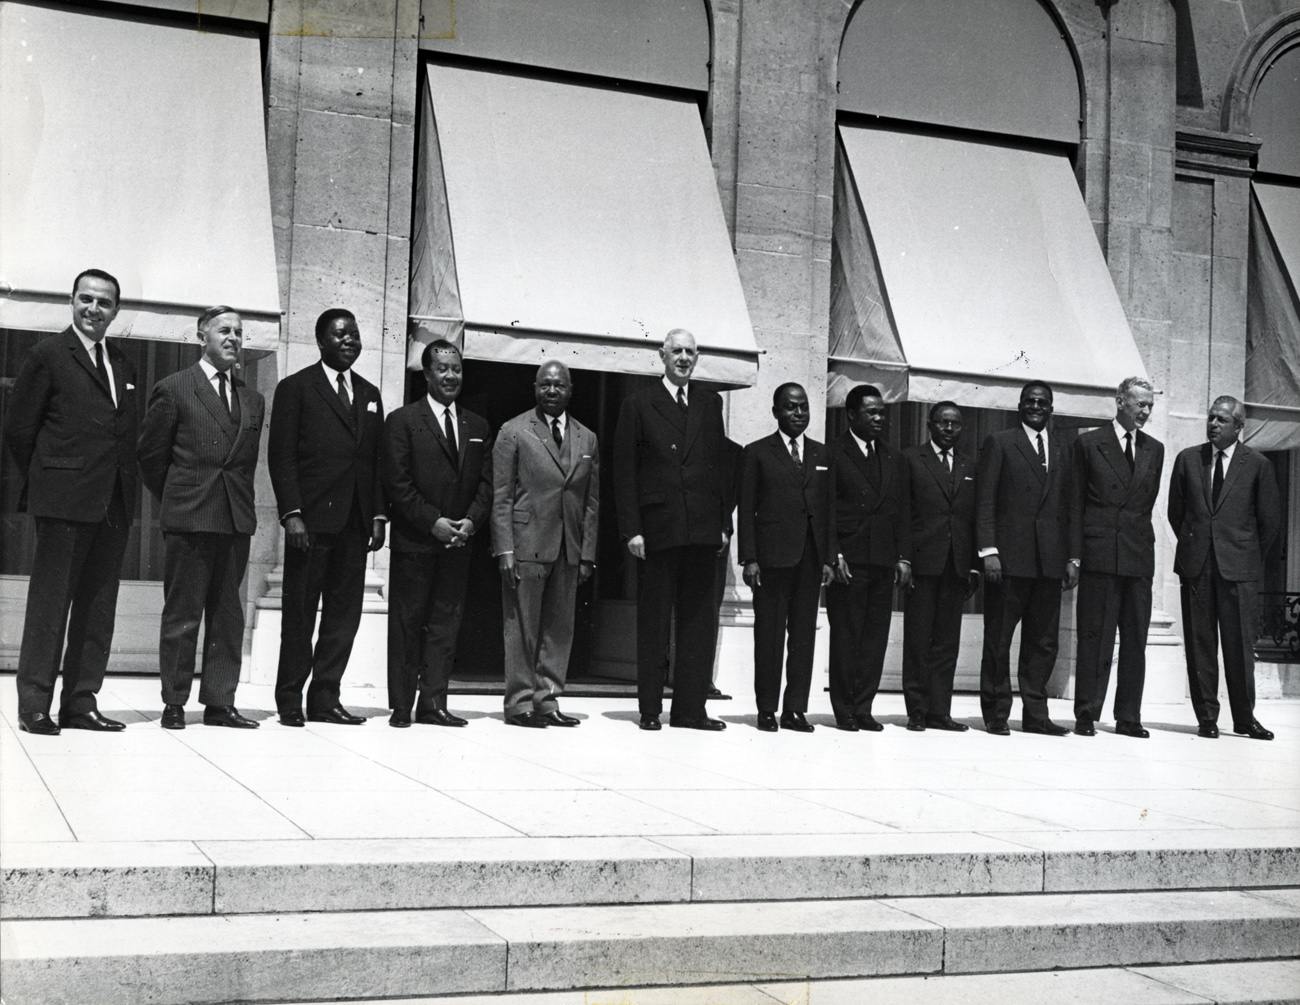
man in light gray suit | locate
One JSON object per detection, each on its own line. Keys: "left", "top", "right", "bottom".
{"left": 491, "top": 361, "right": 599, "bottom": 728}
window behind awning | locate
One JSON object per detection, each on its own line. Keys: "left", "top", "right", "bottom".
{"left": 408, "top": 64, "right": 759, "bottom": 387}
{"left": 1245, "top": 182, "right": 1300, "bottom": 451}
{"left": 0, "top": 3, "right": 280, "bottom": 349}
{"left": 832, "top": 126, "right": 1148, "bottom": 418}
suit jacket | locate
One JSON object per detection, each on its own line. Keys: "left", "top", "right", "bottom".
{"left": 902, "top": 442, "right": 977, "bottom": 577}
{"left": 1168, "top": 441, "right": 1282, "bottom": 582}
{"left": 267, "top": 362, "right": 386, "bottom": 534}
{"left": 1069, "top": 425, "right": 1164, "bottom": 577}
{"left": 975, "top": 426, "right": 1070, "bottom": 580}
{"left": 828, "top": 432, "right": 910, "bottom": 567}
{"left": 4, "top": 328, "right": 139, "bottom": 522}
{"left": 138, "top": 364, "right": 265, "bottom": 536}
{"left": 491, "top": 410, "right": 599, "bottom": 566}
{"left": 613, "top": 382, "right": 730, "bottom": 551}
{"left": 382, "top": 398, "right": 492, "bottom": 553}
{"left": 738, "top": 432, "right": 831, "bottom": 569}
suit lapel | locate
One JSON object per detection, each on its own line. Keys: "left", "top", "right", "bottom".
{"left": 1215, "top": 443, "right": 1247, "bottom": 511}
{"left": 922, "top": 444, "right": 954, "bottom": 500}
{"left": 530, "top": 412, "right": 566, "bottom": 474}
{"left": 683, "top": 384, "right": 705, "bottom": 457}
{"left": 845, "top": 434, "right": 876, "bottom": 490}
{"left": 64, "top": 330, "right": 115, "bottom": 404}
{"left": 1013, "top": 429, "right": 1047, "bottom": 488}
{"left": 226, "top": 378, "right": 257, "bottom": 459}
{"left": 312, "top": 364, "right": 357, "bottom": 436}
{"left": 192, "top": 365, "right": 236, "bottom": 443}
{"left": 1199, "top": 443, "right": 1215, "bottom": 512}
{"left": 419, "top": 398, "right": 459, "bottom": 469}
{"left": 1097, "top": 435, "right": 1132, "bottom": 487}
{"left": 1125, "top": 431, "right": 1154, "bottom": 501}
{"left": 652, "top": 384, "right": 687, "bottom": 434}
{"left": 769, "top": 432, "right": 804, "bottom": 484}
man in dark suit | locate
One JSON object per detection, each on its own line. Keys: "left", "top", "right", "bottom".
{"left": 1168, "top": 395, "right": 1282, "bottom": 740}
{"left": 138, "top": 307, "right": 266, "bottom": 729}
{"left": 901, "top": 401, "right": 978, "bottom": 732}
{"left": 976, "top": 380, "right": 1076, "bottom": 736}
{"left": 4, "top": 269, "right": 137, "bottom": 735}
{"left": 1069, "top": 377, "right": 1164, "bottom": 739}
{"left": 491, "top": 361, "right": 599, "bottom": 728}
{"left": 826, "top": 383, "right": 911, "bottom": 732}
{"left": 267, "top": 308, "right": 387, "bottom": 727}
{"left": 381, "top": 339, "right": 492, "bottom": 728}
{"left": 613, "top": 329, "right": 731, "bottom": 732}
{"left": 738, "top": 383, "right": 833, "bottom": 733}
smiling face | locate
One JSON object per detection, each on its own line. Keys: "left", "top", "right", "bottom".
{"left": 1116, "top": 385, "right": 1154, "bottom": 432}
{"left": 1206, "top": 400, "right": 1242, "bottom": 450}
{"left": 773, "top": 385, "right": 810, "bottom": 439}
{"left": 847, "top": 394, "right": 886, "bottom": 442}
{"left": 424, "top": 348, "right": 463, "bottom": 405}
{"left": 318, "top": 316, "right": 361, "bottom": 373}
{"left": 534, "top": 362, "right": 572, "bottom": 418}
{"left": 198, "top": 312, "right": 243, "bottom": 372}
{"left": 1019, "top": 384, "right": 1053, "bottom": 432}
{"left": 70, "top": 276, "right": 120, "bottom": 342}
{"left": 929, "top": 405, "right": 963, "bottom": 451}
{"left": 659, "top": 331, "right": 698, "bottom": 387}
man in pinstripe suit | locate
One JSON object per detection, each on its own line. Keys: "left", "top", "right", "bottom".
{"left": 138, "top": 307, "right": 266, "bottom": 729}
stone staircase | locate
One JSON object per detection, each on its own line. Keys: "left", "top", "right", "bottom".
{"left": 2, "top": 832, "right": 1297, "bottom": 1004}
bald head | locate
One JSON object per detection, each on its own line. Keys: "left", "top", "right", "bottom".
{"left": 535, "top": 359, "right": 573, "bottom": 418}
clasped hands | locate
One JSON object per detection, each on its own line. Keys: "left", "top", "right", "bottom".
{"left": 433, "top": 516, "right": 474, "bottom": 548}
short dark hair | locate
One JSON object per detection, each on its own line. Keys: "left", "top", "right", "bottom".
{"left": 845, "top": 384, "right": 883, "bottom": 413}
{"left": 772, "top": 382, "right": 805, "bottom": 407}
{"left": 1210, "top": 394, "right": 1247, "bottom": 426}
{"left": 197, "top": 305, "right": 239, "bottom": 331}
{"left": 928, "top": 400, "right": 961, "bottom": 421}
{"left": 315, "top": 308, "right": 356, "bottom": 342}
{"left": 72, "top": 268, "right": 121, "bottom": 304}
{"left": 1020, "top": 380, "right": 1054, "bottom": 402}
{"left": 421, "top": 339, "right": 461, "bottom": 370}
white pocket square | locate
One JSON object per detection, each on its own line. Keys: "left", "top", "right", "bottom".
{"left": 367, "top": 401, "right": 377, "bottom": 412}
{"left": 126, "top": 383, "right": 135, "bottom": 390}
{"left": 582, "top": 454, "right": 593, "bottom": 459}
{"left": 469, "top": 438, "right": 484, "bottom": 443}
{"left": 964, "top": 476, "right": 973, "bottom": 480}
{"left": 815, "top": 465, "right": 828, "bottom": 471}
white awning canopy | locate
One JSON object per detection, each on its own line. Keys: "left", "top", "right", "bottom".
{"left": 832, "top": 126, "right": 1148, "bottom": 418}
{"left": 0, "top": 3, "right": 280, "bottom": 349}
{"left": 410, "top": 64, "right": 759, "bottom": 386}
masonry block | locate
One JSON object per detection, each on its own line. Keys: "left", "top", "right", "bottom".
{"left": 1172, "top": 177, "right": 1215, "bottom": 255}
{"left": 287, "top": 225, "right": 387, "bottom": 340}
{"left": 1209, "top": 254, "right": 1248, "bottom": 351}
{"left": 1128, "top": 226, "right": 1174, "bottom": 321}
{"left": 736, "top": 83, "right": 819, "bottom": 193}
{"left": 1212, "top": 175, "right": 1251, "bottom": 259}
{"left": 734, "top": 183, "right": 815, "bottom": 259}
{"left": 1170, "top": 252, "right": 1212, "bottom": 343}
{"left": 1110, "top": 39, "right": 1177, "bottom": 148}
{"left": 1111, "top": 0, "right": 1177, "bottom": 46}
{"left": 294, "top": 110, "right": 393, "bottom": 233}
{"left": 386, "top": 121, "right": 416, "bottom": 240}
{"left": 297, "top": 36, "right": 396, "bottom": 118}
{"left": 735, "top": 247, "right": 814, "bottom": 334}
{"left": 1186, "top": 0, "right": 1251, "bottom": 122}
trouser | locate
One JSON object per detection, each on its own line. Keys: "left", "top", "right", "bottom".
{"left": 386, "top": 547, "right": 471, "bottom": 713}
{"left": 751, "top": 528, "right": 821, "bottom": 714}
{"left": 502, "top": 558, "right": 580, "bottom": 716}
{"left": 1180, "top": 551, "right": 1258, "bottom": 729}
{"left": 902, "top": 554, "right": 967, "bottom": 719}
{"left": 1074, "top": 570, "right": 1151, "bottom": 724}
{"left": 826, "top": 562, "right": 894, "bottom": 722}
{"left": 16, "top": 485, "right": 130, "bottom": 715}
{"left": 274, "top": 501, "right": 369, "bottom": 715}
{"left": 980, "top": 574, "right": 1061, "bottom": 726}
{"left": 159, "top": 532, "right": 251, "bottom": 707}
{"left": 636, "top": 544, "right": 719, "bottom": 720}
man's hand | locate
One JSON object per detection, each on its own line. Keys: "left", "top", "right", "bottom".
{"left": 983, "top": 554, "right": 1002, "bottom": 585}
{"left": 966, "top": 570, "right": 981, "bottom": 599}
{"left": 369, "top": 519, "right": 386, "bottom": 552}
{"left": 834, "top": 554, "right": 852, "bottom": 583}
{"left": 627, "top": 535, "right": 646, "bottom": 560}
{"left": 718, "top": 531, "right": 731, "bottom": 557}
{"left": 742, "top": 561, "right": 761, "bottom": 589}
{"left": 821, "top": 564, "right": 835, "bottom": 587}
{"left": 1064, "top": 561, "right": 1080, "bottom": 591}
{"left": 498, "top": 553, "right": 520, "bottom": 588}
{"left": 578, "top": 560, "right": 595, "bottom": 585}
{"left": 895, "top": 560, "right": 912, "bottom": 589}
{"left": 432, "top": 517, "right": 461, "bottom": 545}
{"left": 284, "top": 515, "right": 310, "bottom": 552}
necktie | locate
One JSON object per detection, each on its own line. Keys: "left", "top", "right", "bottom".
{"left": 941, "top": 448, "right": 951, "bottom": 474}
{"left": 1212, "top": 450, "right": 1224, "bottom": 507}
{"left": 552, "top": 417, "right": 563, "bottom": 449}
{"left": 1036, "top": 432, "right": 1046, "bottom": 469}
{"left": 1124, "top": 432, "right": 1134, "bottom": 473}
{"left": 789, "top": 437, "right": 801, "bottom": 467}
{"left": 336, "top": 373, "right": 352, "bottom": 414}
{"left": 93, "top": 342, "right": 111, "bottom": 401}
{"left": 443, "top": 407, "right": 458, "bottom": 464}
{"left": 217, "top": 371, "right": 231, "bottom": 417}
{"left": 676, "top": 386, "right": 688, "bottom": 414}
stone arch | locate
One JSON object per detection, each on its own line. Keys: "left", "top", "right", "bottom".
{"left": 1221, "top": 9, "right": 1300, "bottom": 136}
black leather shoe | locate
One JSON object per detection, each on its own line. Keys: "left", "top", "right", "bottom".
{"left": 756, "top": 711, "right": 778, "bottom": 732}
{"left": 1115, "top": 720, "right": 1150, "bottom": 738}
{"left": 505, "top": 711, "right": 547, "bottom": 728}
{"left": 59, "top": 710, "right": 125, "bottom": 731}
{"left": 161, "top": 704, "right": 186, "bottom": 730}
{"left": 986, "top": 720, "right": 1011, "bottom": 736}
{"left": 1197, "top": 722, "right": 1219, "bottom": 738}
{"left": 203, "top": 706, "right": 259, "bottom": 729}
{"left": 1074, "top": 717, "right": 1096, "bottom": 736}
{"left": 279, "top": 711, "right": 306, "bottom": 727}
{"left": 540, "top": 709, "right": 580, "bottom": 727}
{"left": 855, "top": 715, "right": 883, "bottom": 732}
{"left": 309, "top": 706, "right": 366, "bottom": 725}
{"left": 389, "top": 709, "right": 412, "bottom": 728}
{"left": 1023, "top": 719, "right": 1070, "bottom": 736}
{"left": 780, "top": 711, "right": 814, "bottom": 733}
{"left": 17, "top": 712, "right": 60, "bottom": 735}
{"left": 417, "top": 708, "right": 468, "bottom": 727}
{"left": 835, "top": 718, "right": 860, "bottom": 732}
{"left": 639, "top": 713, "right": 662, "bottom": 731}
{"left": 906, "top": 714, "right": 927, "bottom": 732}
{"left": 669, "top": 716, "right": 727, "bottom": 731}
{"left": 1234, "top": 719, "right": 1274, "bottom": 741}
{"left": 926, "top": 715, "right": 969, "bottom": 732}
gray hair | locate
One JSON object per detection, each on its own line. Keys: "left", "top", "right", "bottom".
{"left": 1210, "top": 394, "right": 1247, "bottom": 426}
{"left": 535, "top": 359, "right": 571, "bottom": 382}
{"left": 1117, "top": 376, "right": 1154, "bottom": 397}
{"left": 662, "top": 328, "right": 697, "bottom": 351}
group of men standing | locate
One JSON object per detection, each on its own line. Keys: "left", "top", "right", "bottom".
{"left": 4, "top": 269, "right": 1284, "bottom": 741}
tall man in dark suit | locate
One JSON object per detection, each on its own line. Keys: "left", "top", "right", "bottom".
{"left": 1069, "top": 377, "right": 1164, "bottom": 739}
{"left": 976, "top": 380, "right": 1076, "bottom": 736}
{"left": 738, "top": 383, "right": 833, "bottom": 733}
{"left": 1168, "top": 395, "right": 1282, "bottom": 740}
{"left": 614, "top": 329, "right": 731, "bottom": 732}
{"left": 381, "top": 339, "right": 492, "bottom": 728}
{"left": 826, "top": 384, "right": 911, "bottom": 732}
{"left": 4, "top": 269, "right": 137, "bottom": 735}
{"left": 138, "top": 307, "right": 266, "bottom": 729}
{"left": 267, "top": 308, "right": 387, "bottom": 727}
{"left": 901, "top": 401, "right": 978, "bottom": 732}
{"left": 492, "top": 361, "right": 599, "bottom": 728}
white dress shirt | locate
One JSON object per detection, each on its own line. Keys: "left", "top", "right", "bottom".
{"left": 785, "top": 431, "right": 806, "bottom": 462}
{"left": 849, "top": 430, "right": 874, "bottom": 458}
{"left": 544, "top": 410, "right": 568, "bottom": 439}
{"left": 1214, "top": 439, "right": 1237, "bottom": 468}
{"left": 198, "top": 357, "right": 235, "bottom": 402}
{"left": 979, "top": 425, "right": 1051, "bottom": 560}
{"left": 662, "top": 377, "right": 688, "bottom": 406}
{"left": 75, "top": 330, "right": 116, "bottom": 408}
{"left": 931, "top": 439, "right": 955, "bottom": 467}
{"left": 322, "top": 360, "right": 353, "bottom": 401}
{"left": 429, "top": 396, "right": 458, "bottom": 433}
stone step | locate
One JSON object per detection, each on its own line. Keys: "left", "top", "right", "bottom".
{"left": 3, "top": 830, "right": 1297, "bottom": 920}
{"left": 2, "top": 889, "right": 1297, "bottom": 1004}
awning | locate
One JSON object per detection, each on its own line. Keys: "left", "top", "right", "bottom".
{"left": 1245, "top": 182, "right": 1300, "bottom": 451}
{"left": 0, "top": 3, "right": 280, "bottom": 349}
{"left": 409, "top": 64, "right": 759, "bottom": 386}
{"left": 831, "top": 126, "right": 1148, "bottom": 417}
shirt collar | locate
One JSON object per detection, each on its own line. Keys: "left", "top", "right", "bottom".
{"left": 782, "top": 431, "right": 805, "bottom": 452}
{"left": 662, "top": 376, "right": 688, "bottom": 404}
{"left": 1113, "top": 419, "right": 1131, "bottom": 447}
{"left": 1022, "top": 422, "right": 1047, "bottom": 444}
{"left": 850, "top": 430, "right": 874, "bottom": 456}
{"left": 930, "top": 439, "right": 953, "bottom": 459}
{"left": 428, "top": 395, "right": 457, "bottom": 420}
{"left": 73, "top": 329, "right": 107, "bottom": 359}
{"left": 1216, "top": 440, "right": 1237, "bottom": 464}
{"left": 540, "top": 409, "right": 567, "bottom": 432}
{"left": 198, "top": 357, "right": 228, "bottom": 382}
{"left": 321, "top": 359, "right": 351, "bottom": 392}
